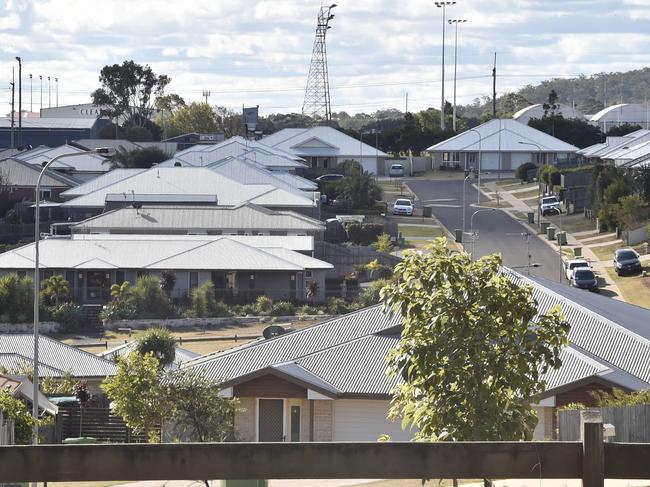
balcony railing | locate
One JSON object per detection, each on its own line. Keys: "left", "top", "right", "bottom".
{"left": 1, "top": 416, "right": 649, "bottom": 486}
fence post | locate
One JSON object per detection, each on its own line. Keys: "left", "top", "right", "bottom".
{"left": 581, "top": 409, "right": 604, "bottom": 487}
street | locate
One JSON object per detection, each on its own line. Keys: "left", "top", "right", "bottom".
{"left": 406, "top": 178, "right": 563, "bottom": 282}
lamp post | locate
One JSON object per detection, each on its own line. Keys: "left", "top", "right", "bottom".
{"left": 518, "top": 140, "right": 543, "bottom": 225}
{"left": 47, "top": 76, "right": 51, "bottom": 108}
{"left": 32, "top": 148, "right": 111, "bottom": 444}
{"left": 15, "top": 57, "right": 21, "bottom": 148}
{"left": 39, "top": 75, "right": 42, "bottom": 112}
{"left": 469, "top": 208, "right": 496, "bottom": 259}
{"left": 468, "top": 127, "right": 482, "bottom": 205}
{"left": 462, "top": 173, "right": 470, "bottom": 240}
{"left": 29, "top": 74, "right": 32, "bottom": 113}
{"left": 435, "top": 1, "right": 455, "bottom": 132}
{"left": 448, "top": 19, "right": 466, "bottom": 132}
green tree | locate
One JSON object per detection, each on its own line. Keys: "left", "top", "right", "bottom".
{"left": 0, "top": 273, "right": 33, "bottom": 323}
{"left": 102, "top": 352, "right": 168, "bottom": 442}
{"left": 168, "top": 102, "right": 218, "bottom": 137}
{"left": 135, "top": 328, "right": 176, "bottom": 368}
{"left": 381, "top": 238, "right": 569, "bottom": 441}
{"left": 108, "top": 146, "right": 169, "bottom": 169}
{"left": 603, "top": 178, "right": 632, "bottom": 205}
{"left": 130, "top": 275, "right": 176, "bottom": 319}
{"left": 0, "top": 389, "right": 37, "bottom": 444}
{"left": 91, "top": 60, "right": 170, "bottom": 128}
{"left": 166, "top": 368, "right": 238, "bottom": 443}
{"left": 618, "top": 193, "right": 645, "bottom": 230}
{"left": 333, "top": 161, "right": 382, "bottom": 212}
{"left": 371, "top": 234, "right": 394, "bottom": 253}
{"left": 606, "top": 123, "right": 643, "bottom": 136}
{"left": 39, "top": 274, "right": 70, "bottom": 307}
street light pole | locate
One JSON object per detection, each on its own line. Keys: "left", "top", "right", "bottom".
{"left": 435, "top": 1, "right": 455, "bottom": 132}
{"left": 470, "top": 208, "right": 496, "bottom": 259}
{"left": 548, "top": 207, "right": 564, "bottom": 283}
{"left": 518, "top": 140, "right": 543, "bottom": 226}
{"left": 462, "top": 174, "right": 470, "bottom": 240}
{"left": 469, "top": 128, "right": 482, "bottom": 205}
{"left": 32, "top": 148, "right": 110, "bottom": 444}
{"left": 448, "top": 19, "right": 466, "bottom": 133}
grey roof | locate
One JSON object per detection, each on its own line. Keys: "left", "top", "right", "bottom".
{"left": 208, "top": 157, "right": 313, "bottom": 193}
{"left": 15, "top": 144, "right": 110, "bottom": 174}
{"left": 0, "top": 335, "right": 117, "bottom": 378}
{"left": 73, "top": 139, "right": 142, "bottom": 153}
{"left": 183, "top": 270, "right": 650, "bottom": 398}
{"left": 100, "top": 341, "right": 199, "bottom": 370}
{"left": 60, "top": 169, "right": 146, "bottom": 198}
{"left": 0, "top": 158, "right": 78, "bottom": 187}
{"left": 71, "top": 203, "right": 324, "bottom": 234}
{"left": 0, "top": 118, "right": 98, "bottom": 129}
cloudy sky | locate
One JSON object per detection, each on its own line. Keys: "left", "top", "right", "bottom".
{"left": 1, "top": 0, "right": 650, "bottom": 117}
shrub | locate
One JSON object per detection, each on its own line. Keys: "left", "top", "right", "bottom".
{"left": 356, "top": 279, "right": 391, "bottom": 307}
{"left": 130, "top": 275, "right": 176, "bottom": 319}
{"left": 327, "top": 297, "right": 351, "bottom": 315}
{"left": 271, "top": 301, "right": 295, "bottom": 317}
{"left": 255, "top": 295, "right": 273, "bottom": 315}
{"left": 371, "top": 233, "right": 394, "bottom": 253}
{"left": 346, "top": 223, "right": 385, "bottom": 246}
{"left": 232, "top": 303, "right": 256, "bottom": 316}
{"left": 159, "top": 270, "right": 176, "bottom": 296}
{"left": 0, "top": 273, "right": 34, "bottom": 323}
{"left": 189, "top": 282, "right": 231, "bottom": 318}
{"left": 515, "top": 162, "right": 537, "bottom": 182}
{"left": 40, "top": 274, "right": 70, "bottom": 306}
{"left": 49, "top": 302, "right": 83, "bottom": 333}
{"left": 297, "top": 304, "right": 320, "bottom": 316}
{"left": 99, "top": 300, "right": 138, "bottom": 323}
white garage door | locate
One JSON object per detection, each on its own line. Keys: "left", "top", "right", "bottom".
{"left": 333, "top": 400, "right": 415, "bottom": 442}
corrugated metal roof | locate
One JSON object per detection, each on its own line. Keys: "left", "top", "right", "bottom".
{"left": 0, "top": 118, "right": 98, "bottom": 129}
{"left": 0, "top": 235, "right": 330, "bottom": 270}
{"left": 16, "top": 144, "right": 110, "bottom": 173}
{"left": 60, "top": 169, "right": 146, "bottom": 197}
{"left": 60, "top": 167, "right": 315, "bottom": 208}
{"left": 71, "top": 203, "right": 324, "bottom": 233}
{"left": 427, "top": 119, "right": 579, "bottom": 153}
{"left": 100, "top": 342, "right": 199, "bottom": 369}
{"left": 0, "top": 335, "right": 117, "bottom": 378}
{"left": 183, "top": 270, "right": 650, "bottom": 397}
{"left": 0, "top": 158, "right": 75, "bottom": 187}
{"left": 262, "top": 126, "right": 389, "bottom": 158}
{"left": 208, "top": 157, "right": 310, "bottom": 192}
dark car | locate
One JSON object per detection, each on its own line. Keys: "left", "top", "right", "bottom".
{"left": 570, "top": 268, "right": 598, "bottom": 291}
{"left": 613, "top": 248, "right": 642, "bottom": 276}
{"left": 315, "top": 173, "right": 344, "bottom": 182}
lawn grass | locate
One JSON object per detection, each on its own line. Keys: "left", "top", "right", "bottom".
{"left": 398, "top": 225, "right": 444, "bottom": 238}
{"left": 544, "top": 213, "right": 598, "bottom": 234}
{"left": 480, "top": 199, "right": 513, "bottom": 209}
{"left": 509, "top": 188, "right": 539, "bottom": 200}
{"left": 588, "top": 242, "right": 648, "bottom": 261}
{"left": 605, "top": 267, "right": 650, "bottom": 309}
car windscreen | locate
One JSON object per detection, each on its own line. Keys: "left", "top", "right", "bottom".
{"left": 542, "top": 197, "right": 558, "bottom": 203}
{"left": 391, "top": 165, "right": 403, "bottom": 169}
{"left": 395, "top": 199, "right": 411, "bottom": 206}
{"left": 574, "top": 269, "right": 595, "bottom": 279}
{"left": 617, "top": 250, "right": 637, "bottom": 260}
{"left": 569, "top": 261, "right": 589, "bottom": 269}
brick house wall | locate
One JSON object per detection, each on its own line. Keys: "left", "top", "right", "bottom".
{"left": 313, "top": 400, "right": 333, "bottom": 441}
{"left": 235, "top": 397, "right": 256, "bottom": 442}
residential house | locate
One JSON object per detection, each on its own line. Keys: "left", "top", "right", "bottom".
{"left": 181, "top": 269, "right": 650, "bottom": 442}
{"left": 589, "top": 104, "right": 650, "bottom": 133}
{"left": 0, "top": 234, "right": 332, "bottom": 304}
{"left": 577, "top": 129, "right": 650, "bottom": 163}
{"left": 261, "top": 126, "right": 389, "bottom": 175}
{"left": 0, "top": 335, "right": 117, "bottom": 395}
{"left": 513, "top": 104, "right": 584, "bottom": 125}
{"left": 58, "top": 167, "right": 319, "bottom": 221}
{"left": 70, "top": 203, "right": 325, "bottom": 239}
{"left": 0, "top": 117, "right": 109, "bottom": 148}
{"left": 161, "top": 132, "right": 225, "bottom": 151}
{"left": 427, "top": 119, "right": 579, "bottom": 172}
{"left": 100, "top": 342, "right": 199, "bottom": 370}
{"left": 72, "top": 139, "right": 180, "bottom": 156}
{"left": 14, "top": 144, "right": 111, "bottom": 182}
{"left": 0, "top": 374, "right": 58, "bottom": 417}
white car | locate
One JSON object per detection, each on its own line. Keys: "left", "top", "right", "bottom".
{"left": 564, "top": 258, "right": 592, "bottom": 280}
{"left": 541, "top": 195, "right": 561, "bottom": 216}
{"left": 392, "top": 198, "right": 414, "bottom": 216}
{"left": 388, "top": 164, "right": 405, "bottom": 177}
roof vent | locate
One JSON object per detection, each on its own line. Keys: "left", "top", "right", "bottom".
{"left": 174, "top": 161, "right": 182, "bottom": 167}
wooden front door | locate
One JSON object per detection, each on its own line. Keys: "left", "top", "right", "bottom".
{"left": 258, "top": 399, "right": 284, "bottom": 442}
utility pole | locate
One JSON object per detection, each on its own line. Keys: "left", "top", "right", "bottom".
{"left": 55, "top": 77, "right": 58, "bottom": 107}
{"left": 10, "top": 68, "right": 15, "bottom": 149}
{"left": 16, "top": 56, "right": 22, "bottom": 147}
{"left": 435, "top": 1, "right": 455, "bottom": 132}
{"left": 48, "top": 76, "right": 51, "bottom": 108}
{"left": 449, "top": 19, "right": 466, "bottom": 132}
{"left": 405, "top": 92, "right": 408, "bottom": 114}
{"left": 29, "top": 74, "right": 32, "bottom": 112}
{"left": 202, "top": 90, "right": 211, "bottom": 105}
{"left": 39, "top": 75, "right": 42, "bottom": 113}
{"left": 492, "top": 52, "right": 497, "bottom": 119}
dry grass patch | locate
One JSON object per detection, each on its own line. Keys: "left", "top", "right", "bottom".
{"left": 605, "top": 267, "right": 650, "bottom": 309}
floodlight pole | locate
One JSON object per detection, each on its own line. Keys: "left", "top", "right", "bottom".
{"left": 435, "top": 1, "right": 456, "bottom": 131}
{"left": 468, "top": 128, "right": 482, "bottom": 205}
{"left": 470, "top": 208, "right": 496, "bottom": 259}
{"left": 33, "top": 149, "right": 109, "bottom": 444}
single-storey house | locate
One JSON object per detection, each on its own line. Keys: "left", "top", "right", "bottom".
{"left": 181, "top": 269, "right": 650, "bottom": 442}
{"left": 59, "top": 167, "right": 319, "bottom": 221}
{"left": 70, "top": 203, "right": 325, "bottom": 239}
{"left": 261, "top": 126, "right": 389, "bottom": 175}
{"left": 0, "top": 373, "right": 58, "bottom": 417}
{"left": 0, "top": 118, "right": 109, "bottom": 151}
{"left": 577, "top": 129, "right": 650, "bottom": 162}
{"left": 14, "top": 144, "right": 111, "bottom": 182}
{"left": 0, "top": 234, "right": 332, "bottom": 303}
{"left": 427, "top": 119, "right": 579, "bottom": 171}
{"left": 99, "top": 342, "right": 199, "bottom": 370}
{"left": 0, "top": 335, "right": 117, "bottom": 395}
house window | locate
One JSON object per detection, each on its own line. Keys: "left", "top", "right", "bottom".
{"left": 249, "top": 273, "right": 256, "bottom": 290}
{"left": 17, "top": 270, "right": 26, "bottom": 278}
{"left": 270, "top": 231, "right": 288, "bottom": 236}
{"left": 189, "top": 271, "right": 199, "bottom": 291}
{"left": 208, "top": 230, "right": 223, "bottom": 235}
{"left": 39, "top": 188, "right": 52, "bottom": 200}
{"left": 115, "top": 271, "right": 125, "bottom": 285}
{"left": 252, "top": 230, "right": 260, "bottom": 236}
{"left": 467, "top": 153, "right": 477, "bottom": 166}
{"left": 290, "top": 406, "right": 301, "bottom": 442}
{"left": 237, "top": 230, "right": 246, "bottom": 236}
{"left": 137, "top": 271, "right": 148, "bottom": 279}
{"left": 305, "top": 270, "right": 313, "bottom": 278}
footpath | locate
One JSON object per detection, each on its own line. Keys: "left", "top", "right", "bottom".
{"left": 483, "top": 181, "right": 624, "bottom": 300}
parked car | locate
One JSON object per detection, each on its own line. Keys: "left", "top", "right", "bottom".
{"left": 315, "top": 173, "right": 345, "bottom": 182}
{"left": 613, "top": 248, "right": 642, "bottom": 276}
{"left": 540, "top": 195, "right": 561, "bottom": 216}
{"left": 389, "top": 164, "right": 405, "bottom": 177}
{"left": 564, "top": 258, "right": 592, "bottom": 280}
{"left": 392, "top": 198, "right": 414, "bottom": 216}
{"left": 570, "top": 268, "right": 599, "bottom": 292}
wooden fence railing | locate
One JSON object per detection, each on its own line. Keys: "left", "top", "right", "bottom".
{"left": 1, "top": 412, "right": 649, "bottom": 485}
{"left": 57, "top": 405, "right": 148, "bottom": 443}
